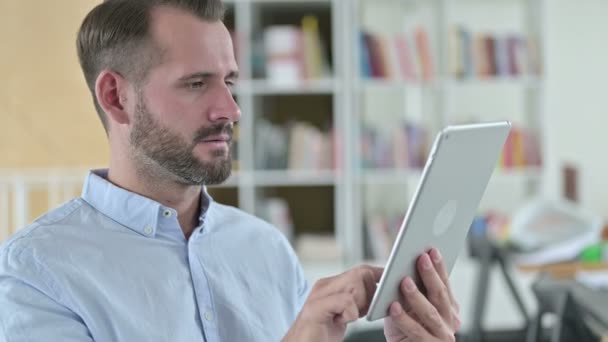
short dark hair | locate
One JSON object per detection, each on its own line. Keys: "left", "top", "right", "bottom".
{"left": 76, "top": 0, "right": 225, "bottom": 133}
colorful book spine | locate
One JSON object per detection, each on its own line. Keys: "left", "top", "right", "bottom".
{"left": 415, "top": 27, "right": 434, "bottom": 81}
{"left": 394, "top": 33, "right": 416, "bottom": 81}
{"left": 301, "top": 15, "right": 323, "bottom": 80}
{"left": 360, "top": 32, "right": 372, "bottom": 78}
{"left": 359, "top": 29, "right": 435, "bottom": 82}
{"left": 499, "top": 126, "right": 542, "bottom": 170}
{"left": 448, "top": 27, "right": 541, "bottom": 79}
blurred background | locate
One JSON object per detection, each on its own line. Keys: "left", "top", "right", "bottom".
{"left": 2, "top": 0, "right": 608, "bottom": 341}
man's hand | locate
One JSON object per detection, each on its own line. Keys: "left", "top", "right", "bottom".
{"left": 282, "top": 265, "right": 383, "bottom": 342}
{"left": 384, "top": 248, "right": 461, "bottom": 342}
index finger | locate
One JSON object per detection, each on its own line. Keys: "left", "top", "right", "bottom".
{"left": 367, "top": 265, "right": 384, "bottom": 282}
{"left": 357, "top": 265, "right": 384, "bottom": 316}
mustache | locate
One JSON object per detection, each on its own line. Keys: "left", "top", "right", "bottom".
{"left": 193, "top": 123, "right": 234, "bottom": 143}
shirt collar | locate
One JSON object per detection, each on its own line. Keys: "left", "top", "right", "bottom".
{"left": 81, "top": 169, "right": 211, "bottom": 238}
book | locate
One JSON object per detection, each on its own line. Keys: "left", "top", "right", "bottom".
{"left": 360, "top": 121, "right": 428, "bottom": 169}
{"left": 290, "top": 122, "right": 334, "bottom": 170}
{"left": 484, "top": 36, "right": 497, "bottom": 76}
{"left": 359, "top": 32, "right": 373, "bottom": 78}
{"left": 494, "top": 35, "right": 510, "bottom": 77}
{"left": 255, "top": 119, "right": 289, "bottom": 169}
{"left": 359, "top": 28, "right": 435, "bottom": 82}
{"left": 448, "top": 26, "right": 464, "bottom": 78}
{"left": 447, "top": 27, "right": 541, "bottom": 79}
{"left": 301, "top": 15, "right": 324, "bottom": 80}
{"left": 394, "top": 33, "right": 417, "bottom": 81}
{"left": 415, "top": 27, "right": 434, "bottom": 81}
{"left": 475, "top": 34, "right": 491, "bottom": 77}
{"left": 256, "top": 120, "right": 334, "bottom": 171}
{"left": 366, "top": 33, "right": 388, "bottom": 78}
{"left": 499, "top": 125, "right": 542, "bottom": 170}
{"left": 461, "top": 29, "right": 474, "bottom": 78}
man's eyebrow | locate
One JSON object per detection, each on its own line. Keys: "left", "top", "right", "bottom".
{"left": 179, "top": 70, "right": 240, "bottom": 81}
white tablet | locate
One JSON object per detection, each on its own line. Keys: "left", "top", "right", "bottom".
{"left": 366, "top": 121, "right": 511, "bottom": 321}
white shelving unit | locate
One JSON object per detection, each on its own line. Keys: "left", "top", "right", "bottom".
{"left": 208, "top": 0, "right": 351, "bottom": 282}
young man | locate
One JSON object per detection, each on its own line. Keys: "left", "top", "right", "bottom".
{"left": 0, "top": 0, "right": 460, "bottom": 341}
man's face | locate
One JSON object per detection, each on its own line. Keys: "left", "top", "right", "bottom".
{"left": 129, "top": 6, "right": 240, "bottom": 185}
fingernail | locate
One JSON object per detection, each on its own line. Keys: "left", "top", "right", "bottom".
{"left": 404, "top": 277, "right": 416, "bottom": 292}
{"left": 431, "top": 248, "right": 442, "bottom": 263}
{"left": 421, "top": 254, "right": 432, "bottom": 270}
{"left": 390, "top": 302, "right": 403, "bottom": 315}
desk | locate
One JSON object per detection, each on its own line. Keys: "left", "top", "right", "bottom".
{"left": 518, "top": 261, "right": 608, "bottom": 279}
{"left": 466, "top": 237, "right": 608, "bottom": 341}
{"left": 529, "top": 273, "right": 608, "bottom": 341}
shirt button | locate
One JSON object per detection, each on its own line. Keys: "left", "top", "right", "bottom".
{"left": 204, "top": 311, "right": 214, "bottom": 321}
{"left": 143, "top": 226, "right": 153, "bottom": 235}
{"left": 163, "top": 210, "right": 172, "bottom": 218}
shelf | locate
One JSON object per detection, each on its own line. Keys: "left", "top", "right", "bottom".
{"left": 251, "top": 169, "right": 337, "bottom": 186}
{"left": 355, "top": 76, "right": 541, "bottom": 91}
{"left": 358, "top": 167, "right": 541, "bottom": 185}
{"left": 235, "top": 79, "right": 338, "bottom": 95}
{"left": 443, "top": 76, "right": 542, "bottom": 89}
{"left": 360, "top": 169, "right": 423, "bottom": 184}
{"left": 357, "top": 79, "right": 440, "bottom": 91}
{"left": 208, "top": 170, "right": 339, "bottom": 187}
{"left": 491, "top": 167, "right": 543, "bottom": 181}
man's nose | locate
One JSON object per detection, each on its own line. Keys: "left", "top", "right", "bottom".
{"left": 208, "top": 85, "right": 241, "bottom": 123}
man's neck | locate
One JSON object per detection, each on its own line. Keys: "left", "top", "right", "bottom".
{"left": 108, "top": 159, "right": 202, "bottom": 239}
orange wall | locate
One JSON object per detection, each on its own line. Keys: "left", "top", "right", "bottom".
{"left": 0, "top": 1, "right": 109, "bottom": 168}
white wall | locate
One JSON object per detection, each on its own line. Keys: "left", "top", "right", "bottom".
{"left": 545, "top": 0, "right": 608, "bottom": 217}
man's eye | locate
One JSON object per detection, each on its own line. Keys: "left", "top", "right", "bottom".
{"left": 190, "top": 81, "right": 204, "bottom": 89}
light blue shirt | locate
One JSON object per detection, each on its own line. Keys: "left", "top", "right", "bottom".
{"left": 0, "top": 170, "right": 309, "bottom": 341}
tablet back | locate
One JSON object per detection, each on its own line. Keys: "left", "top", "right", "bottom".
{"left": 366, "top": 121, "right": 511, "bottom": 321}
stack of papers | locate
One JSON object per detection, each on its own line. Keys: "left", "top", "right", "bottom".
{"left": 509, "top": 199, "right": 602, "bottom": 266}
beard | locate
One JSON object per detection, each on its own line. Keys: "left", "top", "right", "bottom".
{"left": 129, "top": 96, "right": 233, "bottom": 186}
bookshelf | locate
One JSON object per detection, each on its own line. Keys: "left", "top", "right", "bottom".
{"left": 347, "top": 0, "right": 546, "bottom": 266}
{"left": 208, "top": 0, "right": 349, "bottom": 282}
{"left": 208, "top": 0, "right": 547, "bottom": 289}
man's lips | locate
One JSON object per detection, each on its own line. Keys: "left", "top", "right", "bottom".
{"left": 201, "top": 134, "right": 231, "bottom": 143}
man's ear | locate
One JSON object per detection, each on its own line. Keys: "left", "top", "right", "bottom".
{"left": 95, "top": 70, "right": 132, "bottom": 126}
